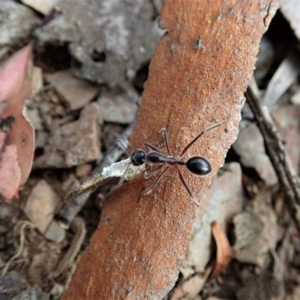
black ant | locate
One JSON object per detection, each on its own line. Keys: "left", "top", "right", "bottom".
{"left": 119, "top": 121, "right": 225, "bottom": 198}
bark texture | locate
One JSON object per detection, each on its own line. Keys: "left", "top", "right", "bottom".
{"left": 62, "top": 1, "right": 280, "bottom": 299}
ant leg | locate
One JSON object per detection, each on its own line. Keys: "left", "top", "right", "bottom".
{"left": 160, "top": 128, "right": 171, "bottom": 155}
{"left": 179, "top": 120, "right": 226, "bottom": 157}
{"left": 143, "top": 166, "right": 170, "bottom": 196}
{"left": 176, "top": 166, "right": 200, "bottom": 206}
{"left": 117, "top": 162, "right": 131, "bottom": 186}
{"left": 145, "top": 128, "right": 171, "bottom": 154}
{"left": 176, "top": 165, "right": 193, "bottom": 197}
{"left": 145, "top": 142, "right": 160, "bottom": 152}
{"left": 145, "top": 164, "right": 163, "bottom": 179}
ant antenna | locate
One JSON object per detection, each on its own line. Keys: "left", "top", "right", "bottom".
{"left": 179, "top": 120, "right": 226, "bottom": 157}
{"left": 115, "top": 139, "right": 130, "bottom": 156}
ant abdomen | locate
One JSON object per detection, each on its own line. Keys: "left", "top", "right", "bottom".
{"left": 186, "top": 157, "right": 211, "bottom": 176}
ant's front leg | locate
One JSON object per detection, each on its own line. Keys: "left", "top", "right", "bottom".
{"left": 160, "top": 128, "right": 171, "bottom": 155}
{"left": 145, "top": 142, "right": 160, "bottom": 152}
{"left": 145, "top": 128, "right": 171, "bottom": 155}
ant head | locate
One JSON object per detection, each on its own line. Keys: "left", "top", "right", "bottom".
{"left": 186, "top": 156, "right": 211, "bottom": 176}
{"left": 131, "top": 150, "right": 146, "bottom": 166}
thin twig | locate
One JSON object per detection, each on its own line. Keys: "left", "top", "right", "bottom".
{"left": 52, "top": 217, "right": 86, "bottom": 277}
{"left": 246, "top": 82, "right": 300, "bottom": 234}
{"left": 1, "top": 221, "right": 34, "bottom": 276}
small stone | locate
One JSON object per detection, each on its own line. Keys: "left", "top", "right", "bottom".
{"left": 233, "top": 123, "right": 278, "bottom": 185}
{"left": 61, "top": 173, "right": 79, "bottom": 192}
{"left": 31, "top": 66, "right": 43, "bottom": 96}
{"left": 35, "top": 131, "right": 49, "bottom": 149}
{"left": 254, "top": 36, "right": 274, "bottom": 83}
{"left": 21, "top": 0, "right": 58, "bottom": 15}
{"left": 233, "top": 196, "right": 277, "bottom": 267}
{"left": 26, "top": 108, "right": 43, "bottom": 130}
{"left": 35, "top": 102, "right": 102, "bottom": 168}
{"left": 12, "top": 288, "right": 49, "bottom": 300}
{"left": 44, "top": 220, "right": 66, "bottom": 243}
{"left": 0, "top": 271, "right": 25, "bottom": 293}
{"left": 45, "top": 69, "right": 98, "bottom": 110}
{"left": 97, "top": 87, "right": 138, "bottom": 124}
{"left": 50, "top": 283, "right": 65, "bottom": 299}
{"left": 76, "top": 164, "right": 92, "bottom": 178}
{"left": 0, "top": 2, "right": 40, "bottom": 47}
{"left": 291, "top": 88, "right": 300, "bottom": 105}
{"left": 24, "top": 180, "right": 61, "bottom": 234}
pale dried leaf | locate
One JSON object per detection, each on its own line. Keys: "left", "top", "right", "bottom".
{"left": 263, "top": 50, "right": 300, "bottom": 108}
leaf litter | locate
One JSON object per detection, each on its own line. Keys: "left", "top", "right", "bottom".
{"left": 1, "top": 1, "right": 300, "bottom": 299}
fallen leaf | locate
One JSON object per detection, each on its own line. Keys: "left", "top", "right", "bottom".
{"left": 233, "top": 193, "right": 278, "bottom": 267}
{"left": 233, "top": 122, "right": 278, "bottom": 185}
{"left": 0, "top": 44, "right": 35, "bottom": 199}
{"left": 211, "top": 221, "right": 232, "bottom": 278}
{"left": 262, "top": 50, "right": 300, "bottom": 108}
{"left": 0, "top": 144, "right": 22, "bottom": 199}
{"left": 45, "top": 69, "right": 98, "bottom": 111}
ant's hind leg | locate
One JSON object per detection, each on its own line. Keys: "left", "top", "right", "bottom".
{"left": 143, "top": 166, "right": 170, "bottom": 196}
{"left": 176, "top": 166, "right": 200, "bottom": 206}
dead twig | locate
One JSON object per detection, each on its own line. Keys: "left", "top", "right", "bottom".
{"left": 246, "top": 81, "right": 300, "bottom": 234}
{"left": 52, "top": 217, "right": 86, "bottom": 278}
{"left": 1, "top": 221, "right": 34, "bottom": 276}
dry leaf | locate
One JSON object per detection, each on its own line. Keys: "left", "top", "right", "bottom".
{"left": 211, "top": 221, "right": 232, "bottom": 278}
{"left": 0, "top": 44, "right": 35, "bottom": 199}
{"left": 262, "top": 50, "right": 300, "bottom": 108}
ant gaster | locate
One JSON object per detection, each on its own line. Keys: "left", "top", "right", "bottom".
{"left": 120, "top": 121, "right": 225, "bottom": 197}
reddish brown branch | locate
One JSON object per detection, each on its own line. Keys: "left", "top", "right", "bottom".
{"left": 62, "top": 1, "right": 279, "bottom": 299}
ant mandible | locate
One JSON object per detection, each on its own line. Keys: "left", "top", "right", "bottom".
{"left": 122, "top": 120, "right": 225, "bottom": 197}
